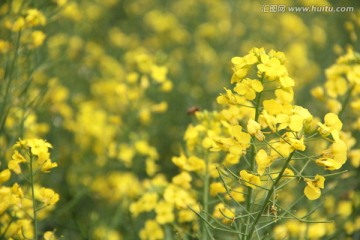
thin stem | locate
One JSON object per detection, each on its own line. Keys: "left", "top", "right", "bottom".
{"left": 0, "top": 31, "right": 22, "bottom": 132}
{"left": 202, "top": 151, "right": 210, "bottom": 240}
{"left": 242, "top": 75, "right": 265, "bottom": 239}
{"left": 29, "top": 153, "right": 38, "bottom": 240}
{"left": 246, "top": 151, "right": 295, "bottom": 240}
{"left": 338, "top": 84, "right": 355, "bottom": 118}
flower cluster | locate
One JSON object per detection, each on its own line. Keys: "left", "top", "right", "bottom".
{"left": 1, "top": 0, "right": 358, "bottom": 239}
{"left": 0, "top": 139, "right": 59, "bottom": 239}
{"left": 129, "top": 48, "right": 351, "bottom": 239}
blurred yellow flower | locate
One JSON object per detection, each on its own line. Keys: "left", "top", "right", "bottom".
{"left": 210, "top": 182, "right": 227, "bottom": 196}
{"left": 0, "top": 169, "right": 11, "bottom": 184}
{"left": 172, "top": 171, "right": 192, "bottom": 189}
{"left": 155, "top": 201, "right": 174, "bottom": 224}
{"left": 25, "top": 9, "right": 47, "bottom": 27}
{"left": 213, "top": 203, "right": 235, "bottom": 223}
{"left": 31, "top": 31, "right": 46, "bottom": 48}
{"left": 139, "top": 220, "right": 164, "bottom": 240}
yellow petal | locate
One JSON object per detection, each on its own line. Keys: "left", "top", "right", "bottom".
{"left": 304, "top": 185, "right": 321, "bottom": 200}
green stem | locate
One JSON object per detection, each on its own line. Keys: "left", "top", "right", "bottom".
{"left": 246, "top": 151, "right": 295, "bottom": 240}
{"left": 242, "top": 75, "right": 265, "bottom": 239}
{"left": 29, "top": 153, "right": 38, "bottom": 240}
{"left": 202, "top": 151, "right": 210, "bottom": 240}
{"left": 0, "top": 31, "right": 21, "bottom": 132}
{"left": 338, "top": 84, "right": 355, "bottom": 118}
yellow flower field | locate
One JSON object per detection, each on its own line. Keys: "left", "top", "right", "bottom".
{"left": 0, "top": 0, "right": 359, "bottom": 239}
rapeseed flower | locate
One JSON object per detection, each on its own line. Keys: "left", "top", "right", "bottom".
{"left": 213, "top": 203, "right": 235, "bottom": 223}
{"left": 247, "top": 119, "right": 265, "bottom": 141}
{"left": 234, "top": 78, "right": 263, "bottom": 100}
{"left": 0, "top": 169, "right": 11, "bottom": 184}
{"left": 256, "top": 149, "right": 273, "bottom": 175}
{"left": 318, "top": 112, "right": 343, "bottom": 140}
{"left": 38, "top": 188, "right": 60, "bottom": 206}
{"left": 139, "top": 220, "right": 164, "bottom": 240}
{"left": 155, "top": 201, "right": 174, "bottom": 224}
{"left": 316, "top": 140, "right": 347, "bottom": 170}
{"left": 304, "top": 175, "right": 325, "bottom": 200}
{"left": 240, "top": 170, "right": 261, "bottom": 189}
{"left": 210, "top": 182, "right": 227, "bottom": 196}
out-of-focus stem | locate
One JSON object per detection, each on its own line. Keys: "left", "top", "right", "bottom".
{"left": 202, "top": 151, "right": 210, "bottom": 240}
{"left": 29, "top": 153, "right": 38, "bottom": 240}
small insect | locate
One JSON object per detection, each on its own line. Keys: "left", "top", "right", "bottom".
{"left": 187, "top": 106, "right": 200, "bottom": 115}
{"left": 269, "top": 204, "right": 278, "bottom": 218}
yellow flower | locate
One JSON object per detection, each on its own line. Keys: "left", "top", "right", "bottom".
{"left": 12, "top": 17, "right": 25, "bottom": 32}
{"left": 217, "top": 88, "right": 244, "bottom": 105}
{"left": 273, "top": 106, "right": 312, "bottom": 132}
{"left": 172, "top": 171, "right": 192, "bottom": 189}
{"left": 38, "top": 188, "right": 60, "bottom": 206}
{"left": 316, "top": 140, "right": 347, "bottom": 170}
{"left": 12, "top": 150, "right": 27, "bottom": 163}
{"left": 210, "top": 182, "right": 227, "bottom": 196}
{"left": 247, "top": 119, "right": 265, "bottom": 141}
{"left": 43, "top": 231, "right": 58, "bottom": 240}
{"left": 275, "top": 87, "right": 294, "bottom": 103}
{"left": 226, "top": 186, "right": 245, "bottom": 202}
{"left": 259, "top": 110, "right": 277, "bottom": 132}
{"left": 178, "top": 208, "right": 197, "bottom": 223}
{"left": 234, "top": 78, "right": 263, "bottom": 100}
{"left": 41, "top": 159, "right": 58, "bottom": 173}
{"left": 257, "top": 57, "right": 288, "bottom": 82}
{"left": 0, "top": 40, "right": 11, "bottom": 54}
{"left": 25, "top": 9, "right": 47, "bottom": 27}
{"left": 163, "top": 185, "right": 196, "bottom": 209}
{"left": 256, "top": 149, "right": 272, "bottom": 175}
{"left": 283, "top": 168, "right": 294, "bottom": 178}
{"left": 30, "top": 30, "right": 46, "bottom": 48}
{"left": 212, "top": 125, "right": 251, "bottom": 155}
{"left": 223, "top": 153, "right": 241, "bottom": 166}
{"left": 318, "top": 113, "right": 343, "bottom": 140}
{"left": 307, "top": 223, "right": 327, "bottom": 239}
{"left": 282, "top": 132, "right": 306, "bottom": 151}
{"left": 155, "top": 201, "right": 174, "bottom": 224}
{"left": 304, "top": 175, "right": 325, "bottom": 200}
{"left": 11, "top": 183, "right": 24, "bottom": 199}
{"left": 139, "top": 220, "right": 164, "bottom": 240}
{"left": 14, "top": 138, "right": 53, "bottom": 156}
{"left": 349, "top": 149, "right": 360, "bottom": 168}
{"left": 337, "top": 200, "right": 352, "bottom": 217}
{"left": 37, "top": 151, "right": 50, "bottom": 165}
{"left": 151, "top": 65, "right": 168, "bottom": 83}
{"left": 230, "top": 54, "right": 258, "bottom": 83}
{"left": 240, "top": 170, "right": 261, "bottom": 189}
{"left": 130, "top": 192, "right": 158, "bottom": 217}
{"left": 263, "top": 99, "right": 283, "bottom": 116}
{"left": 0, "top": 169, "right": 11, "bottom": 184}
{"left": 276, "top": 113, "right": 304, "bottom": 132}
{"left": 213, "top": 203, "right": 235, "bottom": 223}
{"left": 269, "top": 140, "right": 293, "bottom": 159}
{"left": 8, "top": 160, "right": 22, "bottom": 174}
{"left": 324, "top": 77, "right": 348, "bottom": 98}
